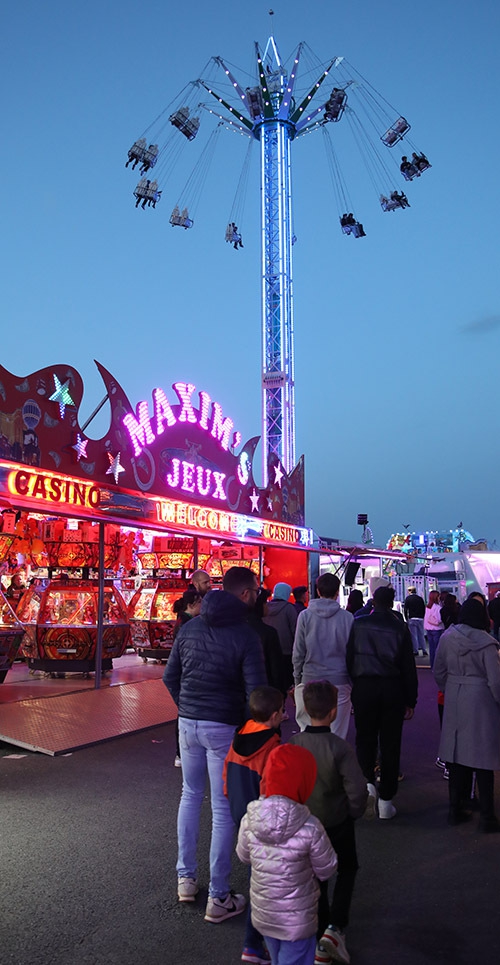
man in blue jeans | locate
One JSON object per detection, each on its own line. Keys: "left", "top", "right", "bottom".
{"left": 163, "top": 566, "right": 266, "bottom": 923}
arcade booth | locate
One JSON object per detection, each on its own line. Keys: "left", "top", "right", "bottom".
{"left": 0, "top": 361, "right": 314, "bottom": 682}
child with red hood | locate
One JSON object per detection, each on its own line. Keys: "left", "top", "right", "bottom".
{"left": 236, "top": 744, "right": 338, "bottom": 965}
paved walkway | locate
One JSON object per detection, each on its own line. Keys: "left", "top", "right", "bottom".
{"left": 1, "top": 668, "right": 499, "bottom": 965}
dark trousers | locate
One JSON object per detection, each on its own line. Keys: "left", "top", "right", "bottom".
{"left": 447, "top": 763, "right": 496, "bottom": 819}
{"left": 351, "top": 677, "right": 405, "bottom": 802}
{"left": 318, "top": 817, "right": 358, "bottom": 935}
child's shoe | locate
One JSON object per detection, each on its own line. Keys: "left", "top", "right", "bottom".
{"left": 315, "top": 926, "right": 351, "bottom": 964}
{"left": 241, "top": 946, "right": 271, "bottom": 964}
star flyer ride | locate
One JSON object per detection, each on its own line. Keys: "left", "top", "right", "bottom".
{"left": 0, "top": 361, "right": 312, "bottom": 681}
{"left": 124, "top": 33, "right": 431, "bottom": 484}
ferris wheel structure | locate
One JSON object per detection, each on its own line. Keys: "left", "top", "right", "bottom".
{"left": 125, "top": 35, "right": 431, "bottom": 485}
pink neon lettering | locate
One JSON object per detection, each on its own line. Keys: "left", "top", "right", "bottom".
{"left": 232, "top": 430, "right": 242, "bottom": 450}
{"left": 212, "top": 471, "right": 227, "bottom": 500}
{"left": 198, "top": 390, "right": 211, "bottom": 430}
{"left": 181, "top": 461, "right": 195, "bottom": 493}
{"left": 123, "top": 401, "right": 155, "bottom": 457}
{"left": 153, "top": 388, "right": 176, "bottom": 435}
{"left": 196, "top": 466, "right": 212, "bottom": 496}
{"left": 167, "top": 458, "right": 180, "bottom": 488}
{"left": 173, "top": 382, "right": 197, "bottom": 423}
{"left": 211, "top": 403, "right": 233, "bottom": 451}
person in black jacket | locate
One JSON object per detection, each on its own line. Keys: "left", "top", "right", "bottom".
{"left": 346, "top": 585, "right": 418, "bottom": 820}
{"left": 163, "top": 566, "right": 267, "bottom": 922}
{"left": 403, "top": 587, "right": 427, "bottom": 655}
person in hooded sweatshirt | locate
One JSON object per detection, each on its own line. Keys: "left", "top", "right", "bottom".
{"left": 163, "top": 566, "right": 267, "bottom": 921}
{"left": 263, "top": 582, "right": 298, "bottom": 694}
{"left": 433, "top": 597, "right": 500, "bottom": 832}
{"left": 237, "top": 744, "right": 338, "bottom": 965}
{"left": 292, "top": 573, "right": 354, "bottom": 738}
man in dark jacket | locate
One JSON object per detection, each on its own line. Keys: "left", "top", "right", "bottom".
{"left": 163, "top": 566, "right": 266, "bottom": 922}
{"left": 346, "top": 585, "right": 418, "bottom": 820}
{"left": 403, "top": 586, "right": 427, "bottom": 655}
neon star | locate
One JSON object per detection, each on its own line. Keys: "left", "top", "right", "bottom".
{"left": 273, "top": 463, "right": 284, "bottom": 488}
{"left": 267, "top": 497, "right": 273, "bottom": 511}
{"left": 72, "top": 434, "right": 88, "bottom": 462}
{"left": 250, "top": 488, "right": 260, "bottom": 513}
{"left": 106, "top": 452, "right": 126, "bottom": 484}
{"left": 49, "top": 375, "right": 75, "bottom": 418}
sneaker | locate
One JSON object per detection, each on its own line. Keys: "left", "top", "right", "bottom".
{"left": 435, "top": 757, "right": 446, "bottom": 769}
{"left": 364, "top": 783, "right": 377, "bottom": 820}
{"left": 174, "top": 755, "right": 182, "bottom": 767}
{"left": 443, "top": 768, "right": 449, "bottom": 780}
{"left": 204, "top": 891, "right": 246, "bottom": 923}
{"left": 316, "top": 926, "right": 351, "bottom": 964}
{"left": 177, "top": 876, "right": 198, "bottom": 902}
{"left": 378, "top": 798, "right": 397, "bottom": 820}
{"left": 241, "top": 947, "right": 271, "bottom": 964}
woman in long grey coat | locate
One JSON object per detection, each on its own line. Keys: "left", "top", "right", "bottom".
{"left": 433, "top": 598, "right": 500, "bottom": 832}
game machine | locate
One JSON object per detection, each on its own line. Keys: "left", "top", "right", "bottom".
{"left": 127, "top": 535, "right": 200, "bottom": 662}
{"left": 0, "top": 590, "right": 25, "bottom": 683}
{"left": 17, "top": 578, "right": 130, "bottom": 676}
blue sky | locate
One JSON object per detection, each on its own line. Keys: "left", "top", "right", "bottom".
{"left": 2, "top": 1, "right": 499, "bottom": 546}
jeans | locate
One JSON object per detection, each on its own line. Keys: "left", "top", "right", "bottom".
{"left": 177, "top": 717, "right": 236, "bottom": 898}
{"left": 427, "top": 630, "right": 443, "bottom": 669}
{"left": 295, "top": 682, "right": 352, "bottom": 739}
{"left": 408, "top": 618, "right": 426, "bottom": 654}
{"left": 264, "top": 935, "right": 317, "bottom": 965}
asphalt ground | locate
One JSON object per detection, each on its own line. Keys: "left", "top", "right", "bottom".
{"left": 1, "top": 668, "right": 499, "bottom": 965}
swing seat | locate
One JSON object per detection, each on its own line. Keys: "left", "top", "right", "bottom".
{"left": 381, "top": 116, "right": 410, "bottom": 147}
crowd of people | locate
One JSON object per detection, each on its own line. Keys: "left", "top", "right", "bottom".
{"left": 163, "top": 569, "right": 500, "bottom": 965}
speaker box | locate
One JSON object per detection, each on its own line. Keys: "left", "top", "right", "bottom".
{"left": 344, "top": 562, "right": 360, "bottom": 586}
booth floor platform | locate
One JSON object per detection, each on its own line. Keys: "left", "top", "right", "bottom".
{"left": 0, "top": 655, "right": 177, "bottom": 755}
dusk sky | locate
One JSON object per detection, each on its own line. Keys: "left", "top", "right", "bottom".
{"left": 2, "top": 1, "right": 499, "bottom": 547}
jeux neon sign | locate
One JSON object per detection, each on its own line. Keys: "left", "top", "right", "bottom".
{"left": 123, "top": 383, "right": 242, "bottom": 459}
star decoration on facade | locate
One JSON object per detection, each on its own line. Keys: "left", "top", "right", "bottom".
{"left": 106, "top": 451, "right": 126, "bottom": 484}
{"left": 249, "top": 488, "right": 260, "bottom": 513}
{"left": 267, "top": 497, "right": 273, "bottom": 511}
{"left": 49, "top": 375, "right": 75, "bottom": 418}
{"left": 72, "top": 433, "right": 88, "bottom": 462}
{"left": 273, "top": 463, "right": 284, "bottom": 488}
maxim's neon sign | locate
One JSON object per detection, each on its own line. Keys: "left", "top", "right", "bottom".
{"left": 123, "top": 382, "right": 242, "bottom": 459}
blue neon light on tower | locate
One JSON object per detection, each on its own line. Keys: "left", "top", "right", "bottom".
{"left": 202, "top": 37, "right": 336, "bottom": 483}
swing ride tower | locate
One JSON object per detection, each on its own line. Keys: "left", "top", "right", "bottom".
{"left": 126, "top": 34, "right": 431, "bottom": 485}
{"left": 201, "top": 38, "right": 337, "bottom": 483}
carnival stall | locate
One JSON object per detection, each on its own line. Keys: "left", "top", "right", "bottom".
{"left": 0, "top": 361, "right": 313, "bottom": 685}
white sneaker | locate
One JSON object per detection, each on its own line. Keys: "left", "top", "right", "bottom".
{"left": 316, "top": 926, "right": 351, "bottom": 964}
{"left": 378, "top": 798, "right": 397, "bottom": 819}
{"left": 177, "top": 876, "right": 198, "bottom": 902}
{"left": 174, "top": 755, "right": 182, "bottom": 767}
{"left": 364, "top": 783, "right": 377, "bottom": 820}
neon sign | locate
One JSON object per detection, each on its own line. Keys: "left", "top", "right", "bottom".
{"left": 123, "top": 383, "right": 241, "bottom": 458}
{"left": 8, "top": 469, "right": 101, "bottom": 509}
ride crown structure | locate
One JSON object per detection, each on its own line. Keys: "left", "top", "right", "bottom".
{"left": 125, "top": 34, "right": 431, "bottom": 486}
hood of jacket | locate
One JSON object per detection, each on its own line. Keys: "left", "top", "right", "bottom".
{"left": 200, "top": 589, "right": 249, "bottom": 628}
{"left": 245, "top": 795, "right": 311, "bottom": 845}
{"left": 266, "top": 599, "right": 294, "bottom": 616}
{"left": 443, "top": 623, "right": 496, "bottom": 655}
{"left": 231, "top": 725, "right": 280, "bottom": 760}
{"left": 307, "top": 598, "right": 342, "bottom": 619}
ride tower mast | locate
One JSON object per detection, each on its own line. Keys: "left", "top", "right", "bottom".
{"left": 202, "top": 37, "right": 335, "bottom": 484}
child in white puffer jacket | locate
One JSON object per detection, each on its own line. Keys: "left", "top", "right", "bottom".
{"left": 236, "top": 744, "right": 338, "bottom": 965}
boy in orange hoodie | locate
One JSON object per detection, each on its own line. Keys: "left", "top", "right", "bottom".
{"left": 223, "top": 686, "right": 283, "bottom": 964}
